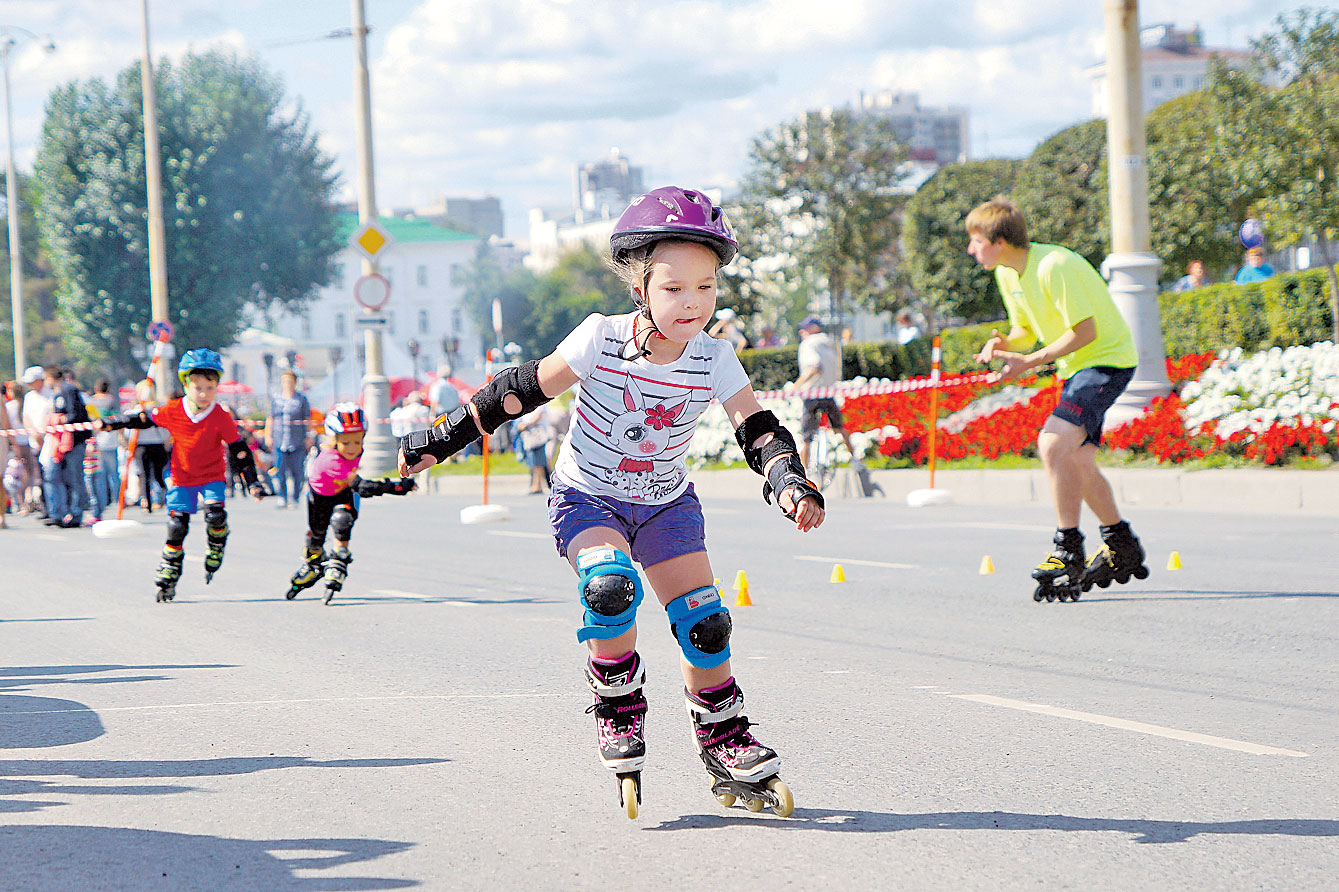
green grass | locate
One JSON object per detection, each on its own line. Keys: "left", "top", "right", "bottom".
{"left": 428, "top": 453, "right": 529, "bottom": 476}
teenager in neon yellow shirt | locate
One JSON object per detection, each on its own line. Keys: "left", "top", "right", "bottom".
{"left": 965, "top": 198, "right": 1149, "bottom": 602}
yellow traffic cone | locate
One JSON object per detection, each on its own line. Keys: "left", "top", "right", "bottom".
{"left": 978, "top": 555, "right": 995, "bottom": 575}
{"left": 733, "top": 569, "right": 748, "bottom": 592}
{"left": 734, "top": 574, "right": 753, "bottom": 607}
{"left": 830, "top": 564, "right": 846, "bottom": 583}
{"left": 1167, "top": 551, "right": 1182, "bottom": 571}
{"left": 714, "top": 577, "right": 722, "bottom": 593}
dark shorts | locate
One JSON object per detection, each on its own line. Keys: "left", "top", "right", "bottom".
{"left": 801, "top": 397, "right": 845, "bottom": 441}
{"left": 549, "top": 481, "right": 706, "bottom": 568}
{"left": 1052, "top": 365, "right": 1136, "bottom": 446}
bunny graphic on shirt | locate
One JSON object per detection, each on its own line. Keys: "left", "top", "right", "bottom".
{"left": 602, "top": 374, "right": 688, "bottom": 499}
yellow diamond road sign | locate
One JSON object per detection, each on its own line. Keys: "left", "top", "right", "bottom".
{"left": 350, "top": 220, "right": 393, "bottom": 261}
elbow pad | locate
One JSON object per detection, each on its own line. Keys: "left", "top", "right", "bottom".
{"left": 226, "top": 439, "right": 260, "bottom": 488}
{"left": 469, "top": 360, "right": 549, "bottom": 434}
{"left": 400, "top": 405, "right": 479, "bottom": 465}
{"left": 734, "top": 410, "right": 799, "bottom": 476}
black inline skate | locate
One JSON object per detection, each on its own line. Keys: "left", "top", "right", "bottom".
{"left": 286, "top": 547, "right": 326, "bottom": 600}
{"left": 155, "top": 545, "right": 184, "bottom": 603}
{"left": 322, "top": 546, "right": 352, "bottom": 604}
{"left": 203, "top": 527, "right": 227, "bottom": 584}
{"left": 1032, "top": 528, "right": 1085, "bottom": 603}
{"left": 686, "top": 679, "right": 793, "bottom": 817}
{"left": 584, "top": 651, "right": 648, "bottom": 820}
{"left": 1082, "top": 520, "right": 1150, "bottom": 592}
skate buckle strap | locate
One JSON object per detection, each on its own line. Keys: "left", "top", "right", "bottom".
{"left": 584, "top": 658, "right": 646, "bottom": 698}
{"left": 686, "top": 686, "right": 744, "bottom": 724}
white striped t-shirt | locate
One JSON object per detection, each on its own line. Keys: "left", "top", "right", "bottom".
{"left": 553, "top": 313, "right": 751, "bottom": 504}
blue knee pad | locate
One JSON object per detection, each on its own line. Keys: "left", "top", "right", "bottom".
{"left": 575, "top": 548, "right": 644, "bottom": 643}
{"left": 666, "top": 585, "right": 732, "bottom": 669}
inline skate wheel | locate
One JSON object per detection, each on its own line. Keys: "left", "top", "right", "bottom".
{"left": 766, "top": 778, "right": 794, "bottom": 817}
{"left": 621, "top": 776, "right": 639, "bottom": 820}
{"left": 745, "top": 796, "right": 765, "bottom": 813}
{"left": 1033, "top": 586, "right": 1046, "bottom": 602}
{"left": 285, "top": 589, "right": 298, "bottom": 601}
{"left": 155, "top": 590, "right": 165, "bottom": 603}
{"left": 323, "top": 589, "right": 335, "bottom": 605}
{"left": 1044, "top": 589, "right": 1057, "bottom": 602}
{"left": 714, "top": 781, "right": 736, "bottom": 807}
{"left": 1133, "top": 565, "right": 1150, "bottom": 580}
{"left": 1098, "top": 577, "right": 1111, "bottom": 589}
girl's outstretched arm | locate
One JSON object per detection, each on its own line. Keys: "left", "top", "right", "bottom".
{"left": 722, "top": 386, "right": 825, "bottom": 532}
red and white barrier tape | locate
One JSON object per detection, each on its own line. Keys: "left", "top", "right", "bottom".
{"left": 753, "top": 371, "right": 994, "bottom": 401}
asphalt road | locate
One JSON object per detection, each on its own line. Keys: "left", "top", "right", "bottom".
{"left": 1, "top": 487, "right": 1336, "bottom": 891}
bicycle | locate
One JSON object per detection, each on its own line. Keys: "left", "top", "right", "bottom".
{"left": 809, "top": 411, "right": 841, "bottom": 491}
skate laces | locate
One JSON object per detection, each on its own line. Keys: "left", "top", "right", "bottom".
{"left": 587, "top": 692, "right": 646, "bottom": 736}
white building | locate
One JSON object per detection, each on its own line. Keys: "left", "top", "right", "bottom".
{"left": 1085, "top": 24, "right": 1253, "bottom": 117}
{"left": 245, "top": 213, "right": 483, "bottom": 408}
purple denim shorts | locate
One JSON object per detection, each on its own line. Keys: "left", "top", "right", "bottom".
{"left": 549, "top": 481, "right": 706, "bottom": 568}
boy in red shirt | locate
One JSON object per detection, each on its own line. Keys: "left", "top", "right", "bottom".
{"left": 97, "top": 349, "right": 265, "bottom": 601}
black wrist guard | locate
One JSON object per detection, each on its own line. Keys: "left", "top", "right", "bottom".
{"left": 470, "top": 360, "right": 549, "bottom": 434}
{"left": 226, "top": 439, "right": 260, "bottom": 489}
{"left": 103, "top": 411, "right": 154, "bottom": 431}
{"left": 735, "top": 410, "right": 799, "bottom": 475}
{"left": 400, "top": 405, "right": 478, "bottom": 466}
{"left": 354, "top": 476, "right": 416, "bottom": 497}
{"left": 763, "top": 453, "right": 824, "bottom": 520}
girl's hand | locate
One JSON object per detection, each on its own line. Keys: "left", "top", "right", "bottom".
{"left": 781, "top": 490, "right": 825, "bottom": 532}
{"left": 398, "top": 449, "right": 437, "bottom": 477}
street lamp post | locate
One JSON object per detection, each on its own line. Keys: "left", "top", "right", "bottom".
{"left": 1102, "top": 0, "right": 1171, "bottom": 425}
{"left": 329, "top": 345, "right": 343, "bottom": 404}
{"left": 1, "top": 26, "right": 54, "bottom": 380}
{"left": 139, "top": 0, "right": 172, "bottom": 403}
{"left": 407, "top": 338, "right": 420, "bottom": 382}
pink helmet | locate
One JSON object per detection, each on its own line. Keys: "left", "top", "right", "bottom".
{"left": 610, "top": 186, "right": 737, "bottom": 266}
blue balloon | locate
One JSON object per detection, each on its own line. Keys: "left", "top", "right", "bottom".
{"left": 1239, "top": 218, "right": 1264, "bottom": 249}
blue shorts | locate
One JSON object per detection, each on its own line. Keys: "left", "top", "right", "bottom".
{"left": 549, "top": 481, "right": 706, "bottom": 569}
{"left": 166, "top": 480, "right": 227, "bottom": 514}
{"left": 1052, "top": 366, "right": 1136, "bottom": 446}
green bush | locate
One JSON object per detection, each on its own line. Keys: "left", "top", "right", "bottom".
{"left": 1159, "top": 266, "right": 1336, "bottom": 355}
{"left": 937, "top": 321, "right": 1001, "bottom": 373}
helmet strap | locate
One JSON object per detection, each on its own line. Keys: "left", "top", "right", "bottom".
{"left": 618, "top": 291, "right": 667, "bottom": 361}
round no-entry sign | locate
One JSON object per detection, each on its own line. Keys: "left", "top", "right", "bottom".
{"left": 353, "top": 273, "right": 391, "bottom": 310}
{"left": 147, "top": 320, "right": 174, "bottom": 342}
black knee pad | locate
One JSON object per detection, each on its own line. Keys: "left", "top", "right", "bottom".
{"left": 330, "top": 506, "right": 356, "bottom": 542}
{"left": 687, "top": 611, "right": 732, "bottom": 656}
{"left": 204, "top": 503, "right": 227, "bottom": 531}
{"left": 166, "top": 511, "right": 190, "bottom": 546}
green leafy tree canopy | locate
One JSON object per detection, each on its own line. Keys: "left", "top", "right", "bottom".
{"left": 903, "top": 159, "right": 1021, "bottom": 329}
{"left": 34, "top": 50, "right": 340, "bottom": 379}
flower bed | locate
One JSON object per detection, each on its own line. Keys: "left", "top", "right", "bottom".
{"left": 687, "top": 346, "right": 1339, "bottom": 469}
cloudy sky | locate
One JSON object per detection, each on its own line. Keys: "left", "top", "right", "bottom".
{"left": 1, "top": 0, "right": 1324, "bottom": 238}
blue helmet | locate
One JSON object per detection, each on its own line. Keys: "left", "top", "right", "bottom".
{"left": 178, "top": 348, "right": 224, "bottom": 385}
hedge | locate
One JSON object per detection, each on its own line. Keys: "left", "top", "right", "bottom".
{"left": 1159, "top": 266, "right": 1337, "bottom": 356}
{"left": 738, "top": 265, "right": 1337, "bottom": 391}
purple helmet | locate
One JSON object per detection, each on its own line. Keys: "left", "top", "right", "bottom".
{"left": 610, "top": 186, "right": 738, "bottom": 266}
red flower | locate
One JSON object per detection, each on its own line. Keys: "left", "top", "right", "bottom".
{"left": 644, "top": 404, "right": 675, "bottom": 431}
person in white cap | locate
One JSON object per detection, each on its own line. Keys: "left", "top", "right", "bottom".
{"left": 19, "top": 366, "right": 51, "bottom": 517}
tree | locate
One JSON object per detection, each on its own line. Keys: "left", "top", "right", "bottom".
{"left": 0, "top": 172, "right": 61, "bottom": 376}
{"left": 903, "top": 159, "right": 1021, "bottom": 329}
{"left": 734, "top": 108, "right": 908, "bottom": 326}
{"left": 1145, "top": 89, "right": 1263, "bottom": 280}
{"left": 1011, "top": 119, "right": 1109, "bottom": 269}
{"left": 1246, "top": 7, "right": 1339, "bottom": 340}
{"left": 34, "top": 50, "right": 340, "bottom": 379}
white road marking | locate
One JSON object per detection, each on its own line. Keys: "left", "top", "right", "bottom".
{"left": 794, "top": 555, "right": 918, "bottom": 569}
{"left": 486, "top": 530, "right": 550, "bottom": 540}
{"left": 4, "top": 691, "right": 558, "bottom": 716}
{"left": 823, "top": 670, "right": 851, "bottom": 675}
{"left": 949, "top": 693, "right": 1309, "bottom": 758}
{"left": 371, "top": 589, "right": 440, "bottom": 600}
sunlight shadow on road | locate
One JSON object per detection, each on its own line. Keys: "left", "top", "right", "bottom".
{"left": 0, "top": 825, "right": 418, "bottom": 891}
{"left": 646, "top": 808, "right": 1339, "bottom": 844}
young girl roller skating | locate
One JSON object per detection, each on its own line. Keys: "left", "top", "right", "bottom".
{"left": 400, "top": 186, "right": 824, "bottom": 819}
{"left": 286, "top": 404, "right": 415, "bottom": 604}
{"left": 96, "top": 349, "right": 265, "bottom": 601}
